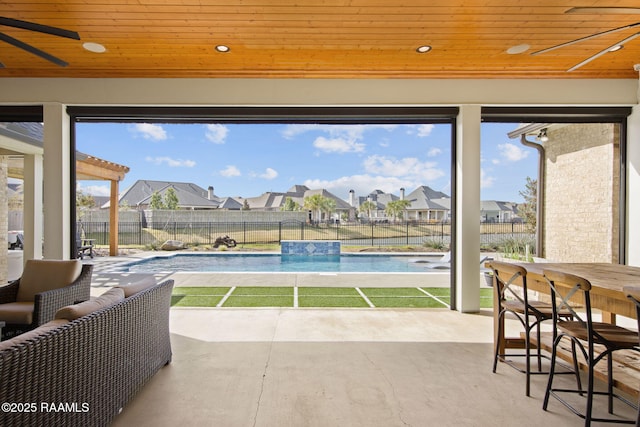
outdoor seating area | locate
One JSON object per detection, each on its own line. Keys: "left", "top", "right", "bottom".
{"left": 0, "top": 275, "right": 174, "bottom": 427}
{"left": 0, "top": 259, "right": 92, "bottom": 339}
{"left": 2, "top": 3, "right": 640, "bottom": 426}
{"left": 491, "top": 261, "right": 640, "bottom": 425}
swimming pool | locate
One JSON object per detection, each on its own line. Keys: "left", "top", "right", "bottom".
{"left": 122, "top": 253, "right": 437, "bottom": 273}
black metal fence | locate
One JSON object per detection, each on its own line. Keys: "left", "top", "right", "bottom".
{"left": 79, "top": 220, "right": 533, "bottom": 248}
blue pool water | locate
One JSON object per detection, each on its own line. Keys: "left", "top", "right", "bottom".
{"left": 123, "top": 253, "right": 434, "bottom": 273}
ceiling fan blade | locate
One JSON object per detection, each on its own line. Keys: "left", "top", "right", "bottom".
{"left": 0, "top": 16, "right": 80, "bottom": 40}
{"left": 566, "top": 7, "right": 640, "bottom": 15}
{"left": 531, "top": 22, "right": 640, "bottom": 55}
{"left": 568, "top": 32, "right": 640, "bottom": 72}
{"left": 0, "top": 32, "right": 69, "bottom": 66}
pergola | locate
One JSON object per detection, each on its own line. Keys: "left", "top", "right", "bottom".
{"left": 3, "top": 147, "right": 129, "bottom": 258}
{"left": 75, "top": 152, "right": 130, "bottom": 256}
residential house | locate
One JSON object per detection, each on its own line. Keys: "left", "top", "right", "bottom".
{"left": 403, "top": 186, "right": 450, "bottom": 222}
{"left": 115, "top": 180, "right": 242, "bottom": 211}
{"left": 480, "top": 200, "right": 520, "bottom": 223}
{"left": 238, "top": 185, "right": 354, "bottom": 221}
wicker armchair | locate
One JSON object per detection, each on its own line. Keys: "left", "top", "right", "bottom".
{"left": 0, "top": 260, "right": 92, "bottom": 338}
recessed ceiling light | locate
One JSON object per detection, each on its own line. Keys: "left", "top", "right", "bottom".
{"left": 506, "top": 44, "right": 530, "bottom": 54}
{"left": 416, "top": 45, "right": 432, "bottom": 53}
{"left": 215, "top": 45, "right": 230, "bottom": 53}
{"left": 82, "top": 42, "right": 106, "bottom": 53}
{"left": 608, "top": 44, "right": 624, "bottom": 52}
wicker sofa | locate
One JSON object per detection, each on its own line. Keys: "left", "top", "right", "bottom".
{"left": 0, "top": 277, "right": 174, "bottom": 427}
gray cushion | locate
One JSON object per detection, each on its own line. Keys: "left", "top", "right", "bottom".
{"left": 116, "top": 276, "right": 157, "bottom": 298}
{"left": 55, "top": 287, "right": 125, "bottom": 321}
{"left": 17, "top": 259, "right": 82, "bottom": 302}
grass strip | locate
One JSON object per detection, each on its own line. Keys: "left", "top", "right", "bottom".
{"left": 173, "top": 287, "right": 231, "bottom": 296}
{"left": 223, "top": 295, "right": 293, "bottom": 307}
{"left": 297, "top": 287, "right": 360, "bottom": 296}
{"left": 298, "top": 296, "right": 370, "bottom": 308}
{"left": 360, "top": 287, "right": 426, "bottom": 297}
{"left": 171, "top": 295, "right": 224, "bottom": 307}
{"left": 420, "top": 287, "right": 450, "bottom": 296}
{"left": 231, "top": 287, "right": 293, "bottom": 296}
{"left": 368, "top": 297, "right": 448, "bottom": 308}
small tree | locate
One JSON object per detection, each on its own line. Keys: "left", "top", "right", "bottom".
{"left": 359, "top": 200, "right": 377, "bottom": 219}
{"left": 518, "top": 176, "right": 537, "bottom": 233}
{"left": 304, "top": 194, "right": 329, "bottom": 222}
{"left": 281, "top": 196, "right": 300, "bottom": 211}
{"left": 76, "top": 189, "right": 96, "bottom": 210}
{"left": 149, "top": 191, "right": 165, "bottom": 210}
{"left": 242, "top": 199, "right": 251, "bottom": 210}
{"left": 320, "top": 197, "right": 336, "bottom": 221}
{"left": 385, "top": 199, "right": 411, "bottom": 222}
{"left": 76, "top": 189, "right": 95, "bottom": 220}
{"left": 164, "top": 187, "right": 179, "bottom": 210}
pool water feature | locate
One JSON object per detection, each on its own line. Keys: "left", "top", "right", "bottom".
{"left": 121, "top": 253, "right": 438, "bottom": 273}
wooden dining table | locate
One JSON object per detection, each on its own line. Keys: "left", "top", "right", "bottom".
{"left": 489, "top": 261, "right": 640, "bottom": 397}
{"left": 490, "top": 262, "right": 640, "bottom": 352}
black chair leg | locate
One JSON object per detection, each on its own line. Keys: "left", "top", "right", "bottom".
{"left": 493, "top": 311, "right": 504, "bottom": 373}
{"left": 543, "top": 335, "right": 560, "bottom": 411}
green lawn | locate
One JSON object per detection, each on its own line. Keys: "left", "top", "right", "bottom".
{"left": 170, "top": 286, "right": 494, "bottom": 309}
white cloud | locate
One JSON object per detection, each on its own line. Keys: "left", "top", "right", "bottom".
{"left": 304, "top": 174, "right": 416, "bottom": 199}
{"left": 282, "top": 124, "right": 397, "bottom": 154}
{"left": 313, "top": 137, "right": 365, "bottom": 153}
{"left": 205, "top": 124, "right": 228, "bottom": 144}
{"left": 259, "top": 168, "right": 278, "bottom": 180}
{"left": 427, "top": 147, "right": 442, "bottom": 157}
{"left": 145, "top": 156, "right": 196, "bottom": 167}
{"left": 481, "top": 169, "right": 495, "bottom": 189}
{"left": 131, "top": 123, "right": 167, "bottom": 141}
{"left": 220, "top": 165, "right": 241, "bottom": 177}
{"left": 498, "top": 143, "right": 529, "bottom": 162}
{"left": 77, "top": 183, "right": 110, "bottom": 197}
{"left": 282, "top": 124, "right": 396, "bottom": 140}
{"left": 406, "top": 124, "right": 435, "bottom": 137}
{"left": 362, "top": 154, "right": 445, "bottom": 181}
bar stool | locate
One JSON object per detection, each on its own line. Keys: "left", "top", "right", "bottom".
{"left": 623, "top": 285, "right": 640, "bottom": 427}
{"left": 489, "top": 261, "right": 576, "bottom": 396}
{"left": 543, "top": 270, "right": 639, "bottom": 425}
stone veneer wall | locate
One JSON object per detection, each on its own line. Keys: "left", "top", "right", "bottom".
{"left": 543, "top": 123, "right": 619, "bottom": 263}
{"left": 0, "top": 156, "right": 8, "bottom": 283}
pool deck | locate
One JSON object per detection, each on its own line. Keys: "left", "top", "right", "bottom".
{"left": 84, "top": 250, "right": 495, "bottom": 296}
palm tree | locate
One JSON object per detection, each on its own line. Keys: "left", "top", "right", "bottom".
{"left": 385, "top": 199, "right": 411, "bottom": 222}
{"left": 320, "top": 197, "right": 336, "bottom": 222}
{"left": 359, "top": 200, "right": 377, "bottom": 219}
{"left": 303, "top": 194, "right": 325, "bottom": 223}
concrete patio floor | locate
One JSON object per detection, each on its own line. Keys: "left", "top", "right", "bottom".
{"left": 108, "top": 307, "right": 636, "bottom": 427}
{"left": 83, "top": 256, "right": 637, "bottom": 426}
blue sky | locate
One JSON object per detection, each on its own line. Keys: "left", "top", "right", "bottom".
{"left": 76, "top": 122, "right": 537, "bottom": 203}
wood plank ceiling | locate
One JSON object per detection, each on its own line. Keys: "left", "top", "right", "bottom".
{"left": 1, "top": 0, "right": 640, "bottom": 79}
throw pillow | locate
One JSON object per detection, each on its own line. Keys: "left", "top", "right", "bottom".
{"left": 55, "top": 287, "right": 125, "bottom": 321}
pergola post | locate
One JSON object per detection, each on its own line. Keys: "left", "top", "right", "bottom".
{"left": 110, "top": 180, "right": 119, "bottom": 256}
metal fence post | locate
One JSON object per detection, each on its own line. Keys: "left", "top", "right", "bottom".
{"left": 371, "top": 223, "right": 374, "bottom": 246}
{"left": 406, "top": 222, "right": 409, "bottom": 245}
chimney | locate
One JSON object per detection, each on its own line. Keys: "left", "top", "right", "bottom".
{"left": 400, "top": 188, "right": 405, "bottom": 200}
{"left": 208, "top": 186, "right": 214, "bottom": 200}
{"left": 349, "top": 189, "right": 355, "bottom": 206}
